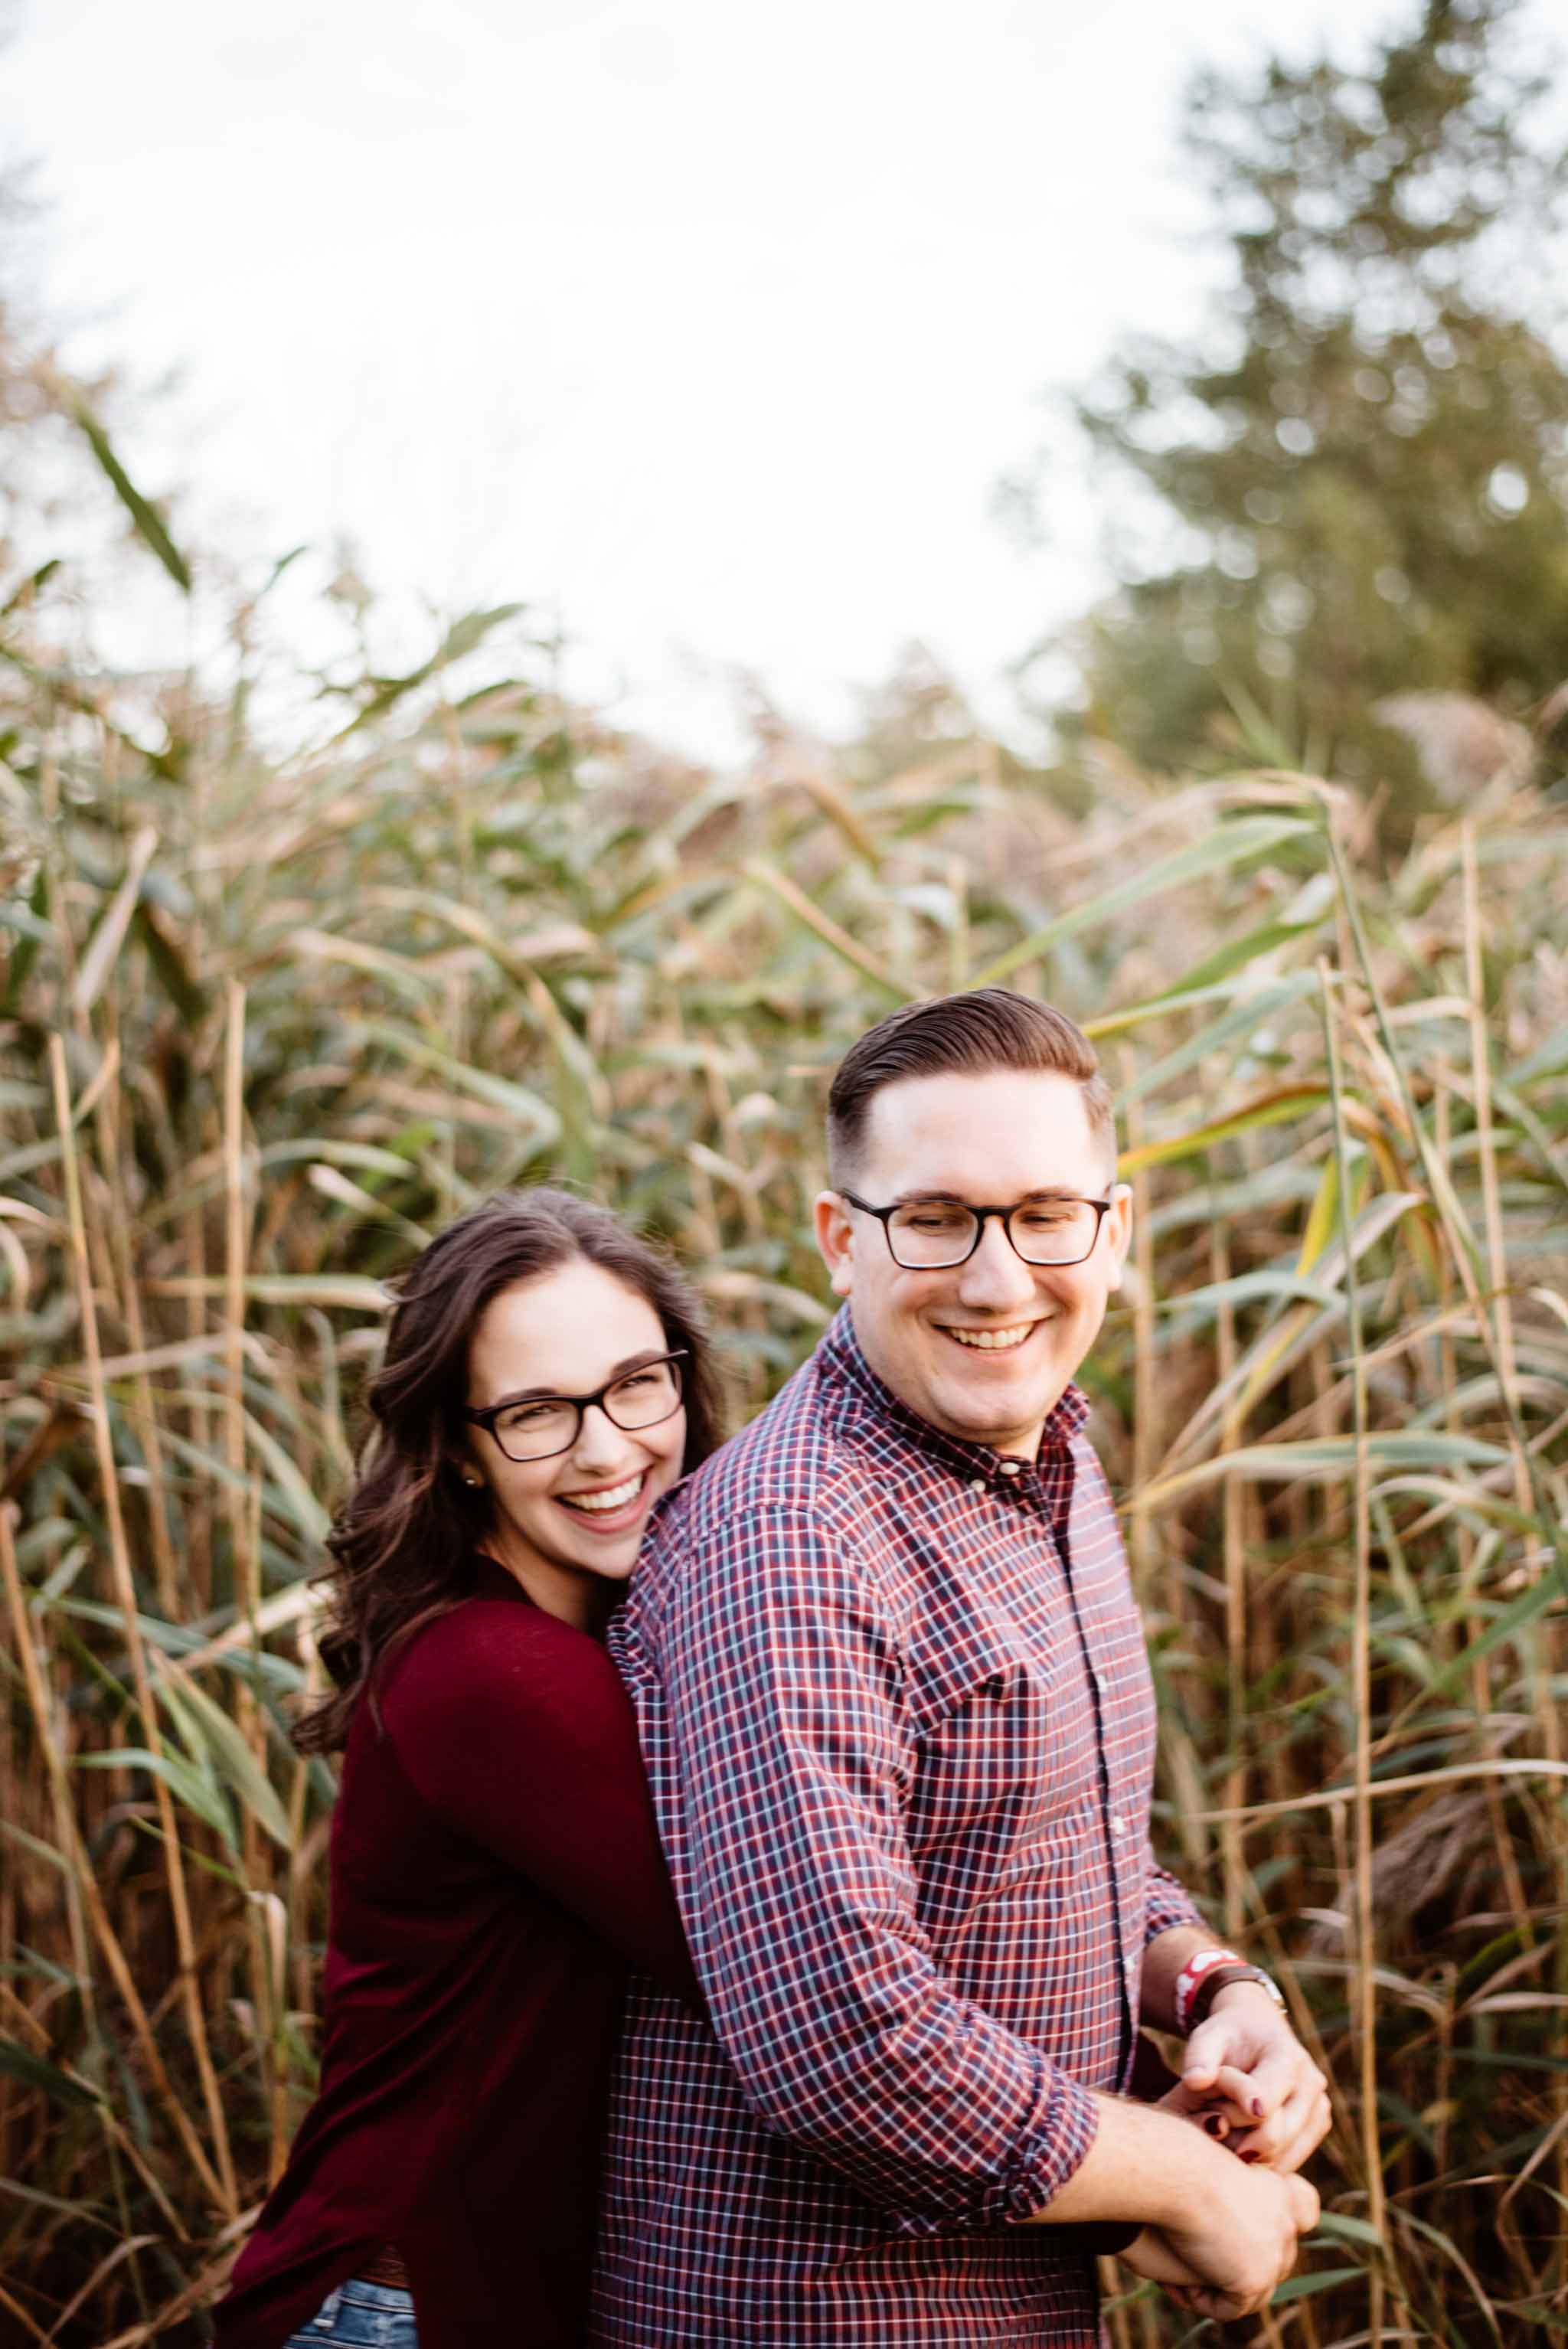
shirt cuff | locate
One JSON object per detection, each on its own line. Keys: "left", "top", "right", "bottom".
{"left": 994, "top": 2061, "right": 1102, "bottom": 2229}
{"left": 1142, "top": 1864, "right": 1207, "bottom": 1947}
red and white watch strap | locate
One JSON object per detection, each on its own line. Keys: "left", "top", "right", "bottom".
{"left": 1172, "top": 1946, "right": 1248, "bottom": 2037}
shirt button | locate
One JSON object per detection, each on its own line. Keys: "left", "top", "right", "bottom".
{"left": 1110, "top": 1815, "right": 1126, "bottom": 1837}
{"left": 998, "top": 1459, "right": 1023, "bottom": 1477}
{"left": 969, "top": 1478, "right": 986, "bottom": 1494}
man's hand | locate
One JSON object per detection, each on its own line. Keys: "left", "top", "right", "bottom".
{"left": 1181, "top": 1982, "right": 1331, "bottom": 2174}
{"left": 1024, "top": 2083, "right": 1318, "bottom": 2316}
{"left": 1135, "top": 2052, "right": 1325, "bottom": 2320}
{"left": 1120, "top": 2162, "right": 1321, "bottom": 2322}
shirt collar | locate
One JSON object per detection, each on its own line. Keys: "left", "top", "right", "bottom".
{"left": 816, "top": 1306, "right": 1090, "bottom": 1487}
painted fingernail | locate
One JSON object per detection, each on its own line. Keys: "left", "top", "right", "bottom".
{"left": 1202, "top": 2113, "right": 1224, "bottom": 2136}
{"left": 1240, "top": 2150, "right": 1261, "bottom": 2164}
{"left": 1251, "top": 2098, "right": 1263, "bottom": 2118}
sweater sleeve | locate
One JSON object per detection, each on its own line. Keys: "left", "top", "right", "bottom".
{"left": 382, "top": 1600, "right": 699, "bottom": 2005}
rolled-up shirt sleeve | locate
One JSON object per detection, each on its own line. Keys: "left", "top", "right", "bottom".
{"left": 1143, "top": 1861, "right": 1208, "bottom": 1946}
{"left": 653, "top": 1499, "right": 1101, "bottom": 2234}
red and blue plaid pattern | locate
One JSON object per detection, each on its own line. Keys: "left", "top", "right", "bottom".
{"left": 595, "top": 1309, "right": 1202, "bottom": 2346}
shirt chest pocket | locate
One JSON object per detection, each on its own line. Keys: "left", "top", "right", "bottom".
{"left": 904, "top": 1622, "right": 1101, "bottom": 1895}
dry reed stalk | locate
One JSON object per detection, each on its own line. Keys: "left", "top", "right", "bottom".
{"left": 701, "top": 1049, "right": 769, "bottom": 1387}
{"left": 223, "top": 982, "right": 287, "bottom": 2175}
{"left": 94, "top": 2223, "right": 256, "bottom": 2349}
{"left": 1320, "top": 963, "right": 1385, "bottom": 2347}
{"left": 1097, "top": 2263, "right": 1134, "bottom": 2349}
{"left": 0, "top": 2277, "right": 52, "bottom": 2347}
{"left": 183, "top": 1199, "right": 213, "bottom": 1610}
{"left": 1119, "top": 1063, "right": 1159, "bottom": 1604}
{"left": 1459, "top": 826, "right": 1537, "bottom": 1548}
{"left": 946, "top": 854, "right": 969, "bottom": 992}
{"left": 1434, "top": 1064, "right": 1535, "bottom": 1940}
{"left": 1209, "top": 1204, "right": 1246, "bottom": 1941}
{"left": 223, "top": 982, "right": 260, "bottom": 1651}
{"left": 1328, "top": 822, "right": 1545, "bottom": 1527}
{"left": 90, "top": 1029, "right": 181, "bottom": 1616}
{"left": 47, "top": 1034, "right": 239, "bottom": 2215}
{"left": 1464, "top": 825, "right": 1568, "bottom": 2240}
{"left": 1194, "top": 1754, "right": 1568, "bottom": 1822}
{"left": 0, "top": 1501, "right": 225, "bottom": 2209}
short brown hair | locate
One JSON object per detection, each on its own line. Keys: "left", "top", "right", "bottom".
{"left": 826, "top": 988, "right": 1116, "bottom": 1184}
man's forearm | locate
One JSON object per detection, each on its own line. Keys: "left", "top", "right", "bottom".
{"left": 1140, "top": 1923, "right": 1230, "bottom": 2034}
{"left": 1022, "top": 2091, "right": 1228, "bottom": 2231}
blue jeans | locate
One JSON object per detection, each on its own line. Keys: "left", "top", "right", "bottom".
{"left": 286, "top": 2277, "right": 419, "bottom": 2347}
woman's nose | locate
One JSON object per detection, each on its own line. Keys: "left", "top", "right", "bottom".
{"left": 570, "top": 1400, "right": 633, "bottom": 1465}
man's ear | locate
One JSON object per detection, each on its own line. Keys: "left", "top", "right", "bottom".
{"left": 1102, "top": 1180, "right": 1133, "bottom": 1293}
{"left": 813, "top": 1190, "right": 856, "bottom": 1299}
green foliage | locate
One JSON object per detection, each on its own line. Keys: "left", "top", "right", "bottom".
{"left": 2, "top": 511, "right": 1565, "bottom": 2343}
{"left": 1049, "top": 0, "right": 1568, "bottom": 799}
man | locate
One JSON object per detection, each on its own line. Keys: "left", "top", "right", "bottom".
{"left": 597, "top": 990, "right": 1328, "bottom": 2344}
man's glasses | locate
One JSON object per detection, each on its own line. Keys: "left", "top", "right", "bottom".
{"left": 839, "top": 1192, "right": 1114, "bottom": 1272}
{"left": 464, "top": 1351, "right": 688, "bottom": 1463}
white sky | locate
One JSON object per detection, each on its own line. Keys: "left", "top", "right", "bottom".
{"left": 10, "top": 0, "right": 1409, "bottom": 760}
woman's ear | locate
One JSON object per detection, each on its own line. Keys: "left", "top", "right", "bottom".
{"left": 446, "top": 1444, "right": 487, "bottom": 1495}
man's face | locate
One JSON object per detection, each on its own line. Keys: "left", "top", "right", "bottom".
{"left": 814, "top": 1068, "right": 1131, "bottom": 1459}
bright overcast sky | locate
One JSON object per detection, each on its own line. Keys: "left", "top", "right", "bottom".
{"left": 13, "top": 0, "right": 1403, "bottom": 760}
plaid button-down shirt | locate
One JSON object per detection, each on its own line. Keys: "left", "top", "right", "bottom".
{"left": 596, "top": 1308, "right": 1203, "bottom": 2347}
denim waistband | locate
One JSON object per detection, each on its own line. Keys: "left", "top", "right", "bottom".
{"left": 335, "top": 2278, "right": 413, "bottom": 2310}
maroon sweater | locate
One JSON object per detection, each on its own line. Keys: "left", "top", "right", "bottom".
{"left": 214, "top": 1558, "right": 697, "bottom": 2349}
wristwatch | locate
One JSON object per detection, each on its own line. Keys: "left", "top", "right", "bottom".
{"left": 1189, "top": 1962, "right": 1287, "bottom": 2031}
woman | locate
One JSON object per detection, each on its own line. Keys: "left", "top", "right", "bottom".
{"left": 214, "top": 1188, "right": 724, "bottom": 2349}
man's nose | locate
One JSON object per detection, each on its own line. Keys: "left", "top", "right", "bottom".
{"left": 955, "top": 1216, "right": 1040, "bottom": 1308}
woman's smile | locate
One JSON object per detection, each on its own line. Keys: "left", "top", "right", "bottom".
{"left": 463, "top": 1258, "right": 690, "bottom": 1627}
{"left": 554, "top": 1469, "right": 653, "bottom": 1528}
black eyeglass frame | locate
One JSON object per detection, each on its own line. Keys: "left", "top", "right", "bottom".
{"left": 838, "top": 1190, "right": 1116, "bottom": 1271}
{"left": 463, "top": 1349, "right": 690, "bottom": 1463}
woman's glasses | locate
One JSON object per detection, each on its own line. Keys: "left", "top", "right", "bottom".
{"left": 463, "top": 1351, "right": 688, "bottom": 1463}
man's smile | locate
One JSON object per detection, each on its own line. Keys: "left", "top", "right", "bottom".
{"left": 936, "top": 1319, "right": 1049, "bottom": 1352}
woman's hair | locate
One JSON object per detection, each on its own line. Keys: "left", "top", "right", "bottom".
{"left": 293, "top": 1188, "right": 724, "bottom": 1754}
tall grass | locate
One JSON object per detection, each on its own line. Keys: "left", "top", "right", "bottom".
{"left": 2, "top": 541, "right": 1565, "bottom": 2345}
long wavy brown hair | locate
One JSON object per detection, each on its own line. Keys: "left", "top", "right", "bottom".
{"left": 294, "top": 1188, "right": 724, "bottom": 1754}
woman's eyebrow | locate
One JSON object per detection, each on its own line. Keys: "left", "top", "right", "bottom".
{"left": 485, "top": 1350, "right": 665, "bottom": 1409}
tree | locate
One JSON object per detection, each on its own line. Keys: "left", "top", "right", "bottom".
{"left": 1036, "top": 0, "right": 1568, "bottom": 804}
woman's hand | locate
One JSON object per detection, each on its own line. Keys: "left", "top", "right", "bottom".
{"left": 1180, "top": 1982, "right": 1332, "bottom": 2174}
{"left": 1151, "top": 2073, "right": 1234, "bottom": 2145}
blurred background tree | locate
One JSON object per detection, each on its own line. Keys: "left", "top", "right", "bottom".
{"left": 1026, "top": 0, "right": 1568, "bottom": 809}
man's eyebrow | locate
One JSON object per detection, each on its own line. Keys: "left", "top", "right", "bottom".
{"left": 483, "top": 1349, "right": 665, "bottom": 1409}
{"left": 887, "top": 1185, "right": 1086, "bottom": 1207}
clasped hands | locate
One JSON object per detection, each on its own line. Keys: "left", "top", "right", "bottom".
{"left": 1126, "top": 1985, "right": 1334, "bottom": 2323}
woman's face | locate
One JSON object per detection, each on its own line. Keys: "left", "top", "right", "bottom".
{"left": 461, "top": 1257, "right": 688, "bottom": 1629}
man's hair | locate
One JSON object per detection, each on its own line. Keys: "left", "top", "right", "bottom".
{"left": 826, "top": 988, "right": 1116, "bottom": 1185}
